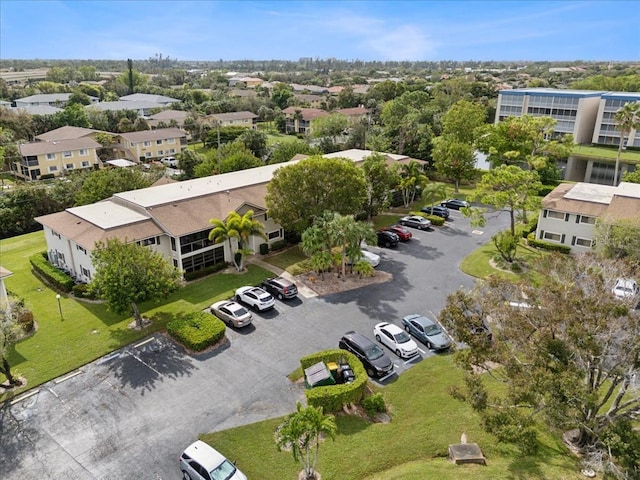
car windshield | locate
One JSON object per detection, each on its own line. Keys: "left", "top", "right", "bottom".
{"left": 394, "top": 331, "right": 411, "bottom": 343}
{"left": 365, "top": 345, "right": 385, "bottom": 360}
{"left": 425, "top": 324, "right": 442, "bottom": 336}
{"left": 232, "top": 307, "right": 249, "bottom": 316}
{"left": 210, "top": 459, "right": 237, "bottom": 480}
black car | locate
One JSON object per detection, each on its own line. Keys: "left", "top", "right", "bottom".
{"left": 376, "top": 230, "right": 399, "bottom": 248}
{"left": 421, "top": 205, "right": 450, "bottom": 219}
{"left": 440, "top": 199, "right": 470, "bottom": 210}
{"left": 339, "top": 331, "right": 394, "bottom": 379}
{"left": 260, "top": 276, "right": 298, "bottom": 300}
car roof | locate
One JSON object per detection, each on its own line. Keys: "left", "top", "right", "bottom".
{"left": 183, "top": 440, "right": 225, "bottom": 472}
{"left": 343, "top": 331, "right": 376, "bottom": 348}
{"left": 377, "top": 322, "right": 403, "bottom": 334}
{"left": 404, "top": 314, "right": 435, "bottom": 327}
{"left": 212, "top": 300, "right": 240, "bottom": 309}
{"left": 238, "top": 286, "right": 266, "bottom": 294}
{"left": 268, "top": 276, "right": 293, "bottom": 286}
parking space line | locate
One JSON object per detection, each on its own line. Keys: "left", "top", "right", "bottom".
{"left": 10, "top": 389, "right": 40, "bottom": 405}
{"left": 54, "top": 370, "right": 82, "bottom": 384}
{"left": 417, "top": 348, "right": 426, "bottom": 355}
{"left": 134, "top": 337, "right": 155, "bottom": 349}
{"left": 128, "top": 352, "right": 163, "bottom": 377}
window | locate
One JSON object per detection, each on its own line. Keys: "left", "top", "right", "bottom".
{"left": 579, "top": 215, "right": 596, "bottom": 225}
{"left": 137, "top": 237, "right": 158, "bottom": 247}
{"left": 81, "top": 161, "right": 90, "bottom": 167}
{"left": 46, "top": 153, "right": 56, "bottom": 160}
{"left": 168, "top": 148, "right": 176, "bottom": 154}
{"left": 81, "top": 266, "right": 91, "bottom": 279}
{"left": 157, "top": 150, "right": 164, "bottom": 156}
{"left": 145, "top": 152, "right": 152, "bottom": 158}
{"left": 78, "top": 149, "right": 88, "bottom": 156}
{"left": 574, "top": 237, "right": 593, "bottom": 247}
{"left": 180, "top": 229, "right": 214, "bottom": 254}
{"left": 48, "top": 165, "right": 58, "bottom": 172}
{"left": 156, "top": 139, "right": 163, "bottom": 145}
{"left": 545, "top": 210, "right": 566, "bottom": 220}
{"left": 52, "top": 230, "right": 61, "bottom": 239}
{"left": 543, "top": 231, "right": 562, "bottom": 242}
{"left": 76, "top": 245, "right": 87, "bottom": 254}
{"left": 66, "top": 163, "right": 74, "bottom": 170}
{"left": 268, "top": 229, "right": 282, "bottom": 240}
{"left": 63, "top": 151, "right": 72, "bottom": 158}
{"left": 181, "top": 246, "right": 225, "bottom": 273}
{"left": 143, "top": 141, "right": 151, "bottom": 147}
{"left": 171, "top": 237, "right": 176, "bottom": 251}
{"left": 167, "top": 138, "right": 175, "bottom": 144}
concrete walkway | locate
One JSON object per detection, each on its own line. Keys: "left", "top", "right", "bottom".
{"left": 248, "top": 256, "right": 318, "bottom": 299}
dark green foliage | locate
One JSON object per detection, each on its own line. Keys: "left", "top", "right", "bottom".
{"left": 425, "top": 215, "right": 445, "bottom": 226}
{"left": 30, "top": 252, "right": 74, "bottom": 292}
{"left": 0, "top": 185, "right": 69, "bottom": 239}
{"left": 361, "top": 392, "right": 386, "bottom": 417}
{"left": 538, "top": 184, "right": 558, "bottom": 196}
{"left": 72, "top": 282, "right": 98, "bottom": 299}
{"left": 270, "top": 239, "right": 288, "bottom": 251}
{"left": 601, "top": 420, "right": 640, "bottom": 479}
{"left": 300, "top": 349, "right": 367, "bottom": 412}
{"left": 526, "top": 233, "right": 571, "bottom": 253}
{"left": 182, "top": 262, "right": 229, "bottom": 281}
{"left": 166, "top": 311, "right": 226, "bottom": 351}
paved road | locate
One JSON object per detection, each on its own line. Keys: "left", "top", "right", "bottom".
{"left": 0, "top": 209, "right": 509, "bottom": 479}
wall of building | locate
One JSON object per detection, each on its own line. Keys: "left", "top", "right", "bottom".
{"left": 536, "top": 208, "right": 596, "bottom": 253}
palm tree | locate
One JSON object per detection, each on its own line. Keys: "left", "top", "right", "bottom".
{"left": 229, "top": 210, "right": 266, "bottom": 271}
{"left": 613, "top": 102, "right": 640, "bottom": 185}
{"left": 397, "top": 160, "right": 429, "bottom": 207}
{"left": 276, "top": 402, "right": 337, "bottom": 480}
{"left": 208, "top": 215, "right": 240, "bottom": 270}
{"left": 421, "top": 182, "right": 448, "bottom": 212}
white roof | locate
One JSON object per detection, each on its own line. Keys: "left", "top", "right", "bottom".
{"left": 67, "top": 201, "right": 150, "bottom": 229}
{"left": 615, "top": 182, "right": 640, "bottom": 199}
{"left": 114, "top": 161, "right": 296, "bottom": 208}
{"left": 322, "top": 149, "right": 409, "bottom": 162}
{"left": 106, "top": 159, "right": 136, "bottom": 168}
{"left": 564, "top": 183, "right": 617, "bottom": 204}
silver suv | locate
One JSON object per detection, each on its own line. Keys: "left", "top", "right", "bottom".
{"left": 180, "top": 440, "right": 247, "bottom": 480}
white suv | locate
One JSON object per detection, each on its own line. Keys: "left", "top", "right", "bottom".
{"left": 180, "top": 440, "right": 247, "bottom": 480}
{"left": 161, "top": 156, "right": 178, "bottom": 167}
{"left": 235, "top": 286, "right": 275, "bottom": 311}
{"left": 612, "top": 278, "right": 639, "bottom": 300}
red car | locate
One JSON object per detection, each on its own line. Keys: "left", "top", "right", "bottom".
{"left": 383, "top": 225, "right": 412, "bottom": 241}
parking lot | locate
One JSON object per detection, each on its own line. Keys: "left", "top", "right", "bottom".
{"left": 0, "top": 209, "right": 509, "bottom": 479}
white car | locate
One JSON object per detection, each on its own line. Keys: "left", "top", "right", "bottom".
{"left": 161, "top": 156, "right": 178, "bottom": 167}
{"left": 612, "top": 278, "right": 639, "bottom": 300}
{"left": 235, "top": 286, "right": 275, "bottom": 311}
{"left": 374, "top": 322, "right": 419, "bottom": 359}
{"left": 180, "top": 440, "right": 247, "bottom": 480}
{"left": 210, "top": 300, "right": 253, "bottom": 328}
{"left": 346, "top": 250, "right": 381, "bottom": 268}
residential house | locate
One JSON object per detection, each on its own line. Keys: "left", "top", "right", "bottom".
{"left": 14, "top": 105, "right": 62, "bottom": 116}
{"left": 14, "top": 93, "right": 99, "bottom": 108}
{"left": 290, "top": 84, "right": 329, "bottom": 94}
{"left": 282, "top": 107, "right": 329, "bottom": 134}
{"left": 34, "top": 149, "right": 408, "bottom": 281}
{"left": 16, "top": 137, "right": 101, "bottom": 180}
{"left": 536, "top": 181, "right": 640, "bottom": 253}
{"left": 227, "top": 76, "right": 264, "bottom": 88}
{"left": 336, "top": 106, "right": 370, "bottom": 123}
{"left": 119, "top": 93, "right": 180, "bottom": 105}
{"left": 114, "top": 127, "right": 187, "bottom": 162}
{"left": 147, "top": 109, "right": 189, "bottom": 129}
{"left": 86, "top": 100, "right": 166, "bottom": 118}
{"left": 205, "top": 111, "right": 258, "bottom": 129}
{"left": 292, "top": 94, "right": 325, "bottom": 108}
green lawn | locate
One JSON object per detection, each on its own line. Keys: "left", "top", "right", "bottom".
{"left": 0, "top": 231, "right": 274, "bottom": 400}
{"left": 203, "top": 355, "right": 582, "bottom": 480}
{"left": 266, "top": 132, "right": 302, "bottom": 146}
{"left": 572, "top": 144, "right": 640, "bottom": 163}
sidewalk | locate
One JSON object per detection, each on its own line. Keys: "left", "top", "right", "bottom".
{"left": 248, "top": 257, "right": 318, "bottom": 299}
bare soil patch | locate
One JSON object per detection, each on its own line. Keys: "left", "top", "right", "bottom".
{"left": 294, "top": 271, "right": 393, "bottom": 296}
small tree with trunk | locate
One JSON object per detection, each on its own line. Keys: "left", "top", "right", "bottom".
{"left": 276, "top": 402, "right": 337, "bottom": 480}
{"left": 91, "top": 238, "right": 181, "bottom": 328}
{"left": 0, "top": 309, "right": 22, "bottom": 388}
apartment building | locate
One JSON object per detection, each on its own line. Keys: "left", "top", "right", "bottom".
{"left": 114, "top": 128, "right": 187, "bottom": 162}
{"left": 205, "top": 111, "right": 258, "bottom": 129}
{"left": 17, "top": 137, "right": 101, "bottom": 180}
{"left": 592, "top": 92, "right": 640, "bottom": 147}
{"left": 536, "top": 182, "right": 640, "bottom": 253}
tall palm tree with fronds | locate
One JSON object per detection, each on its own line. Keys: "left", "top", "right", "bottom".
{"left": 613, "top": 102, "right": 640, "bottom": 185}
{"left": 276, "top": 402, "right": 337, "bottom": 480}
{"left": 209, "top": 210, "right": 266, "bottom": 272}
{"left": 397, "top": 160, "right": 428, "bottom": 207}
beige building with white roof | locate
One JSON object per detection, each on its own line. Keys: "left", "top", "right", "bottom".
{"left": 536, "top": 182, "right": 640, "bottom": 253}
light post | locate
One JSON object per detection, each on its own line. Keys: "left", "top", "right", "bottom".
{"left": 56, "top": 294, "right": 63, "bottom": 321}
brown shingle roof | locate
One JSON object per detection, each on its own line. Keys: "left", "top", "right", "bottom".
{"left": 20, "top": 137, "right": 101, "bottom": 156}
{"left": 35, "top": 211, "right": 164, "bottom": 251}
{"left": 35, "top": 126, "right": 102, "bottom": 142}
{"left": 117, "top": 128, "right": 186, "bottom": 142}
{"left": 602, "top": 195, "right": 640, "bottom": 225}
{"left": 206, "top": 111, "right": 257, "bottom": 122}
{"left": 282, "top": 107, "right": 328, "bottom": 121}
{"left": 542, "top": 183, "right": 611, "bottom": 217}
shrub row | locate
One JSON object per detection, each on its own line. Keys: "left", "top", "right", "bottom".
{"left": 72, "top": 282, "right": 99, "bottom": 300}
{"left": 300, "top": 349, "right": 368, "bottom": 412}
{"left": 30, "top": 252, "right": 74, "bottom": 292}
{"left": 362, "top": 392, "right": 387, "bottom": 417}
{"left": 270, "top": 239, "right": 288, "bottom": 252}
{"left": 526, "top": 233, "right": 571, "bottom": 254}
{"left": 166, "top": 311, "right": 226, "bottom": 351}
{"left": 183, "top": 262, "right": 229, "bottom": 282}
{"left": 538, "top": 184, "right": 558, "bottom": 197}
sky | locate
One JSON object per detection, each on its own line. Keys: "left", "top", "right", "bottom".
{"left": 1, "top": 0, "right": 639, "bottom": 62}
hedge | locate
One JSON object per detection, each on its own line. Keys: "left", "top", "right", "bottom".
{"left": 30, "top": 252, "right": 74, "bottom": 293}
{"left": 270, "top": 239, "right": 288, "bottom": 252}
{"left": 300, "top": 349, "right": 368, "bottom": 412}
{"left": 72, "top": 282, "right": 99, "bottom": 300}
{"left": 183, "top": 262, "right": 229, "bottom": 281}
{"left": 526, "top": 233, "right": 571, "bottom": 254}
{"left": 166, "top": 311, "right": 226, "bottom": 351}
{"left": 538, "top": 184, "right": 558, "bottom": 197}
{"left": 408, "top": 211, "right": 445, "bottom": 226}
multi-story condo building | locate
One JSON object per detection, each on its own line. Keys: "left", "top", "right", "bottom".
{"left": 592, "top": 92, "right": 640, "bottom": 148}
{"left": 17, "top": 137, "right": 101, "bottom": 180}
{"left": 496, "top": 88, "right": 603, "bottom": 144}
{"left": 114, "top": 128, "right": 187, "bottom": 162}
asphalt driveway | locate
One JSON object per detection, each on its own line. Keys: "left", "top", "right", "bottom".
{"left": 0, "top": 209, "right": 509, "bottom": 479}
